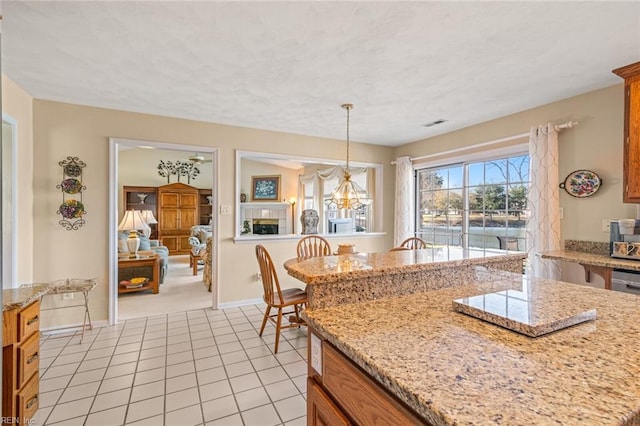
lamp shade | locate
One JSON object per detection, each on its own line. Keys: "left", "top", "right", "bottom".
{"left": 118, "top": 210, "right": 149, "bottom": 234}
{"left": 140, "top": 210, "right": 158, "bottom": 225}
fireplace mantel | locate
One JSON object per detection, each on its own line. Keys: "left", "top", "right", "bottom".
{"left": 240, "top": 202, "right": 291, "bottom": 235}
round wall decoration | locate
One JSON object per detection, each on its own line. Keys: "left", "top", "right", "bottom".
{"left": 559, "top": 169, "right": 602, "bottom": 198}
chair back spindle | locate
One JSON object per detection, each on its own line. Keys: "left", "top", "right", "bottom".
{"left": 296, "top": 236, "right": 332, "bottom": 258}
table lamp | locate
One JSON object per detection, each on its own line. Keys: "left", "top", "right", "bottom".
{"left": 118, "top": 210, "right": 147, "bottom": 257}
{"left": 139, "top": 210, "right": 158, "bottom": 238}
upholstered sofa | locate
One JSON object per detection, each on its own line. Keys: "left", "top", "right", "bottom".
{"left": 118, "top": 231, "right": 169, "bottom": 283}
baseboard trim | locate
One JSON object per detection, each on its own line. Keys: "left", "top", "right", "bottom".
{"left": 217, "top": 297, "right": 263, "bottom": 309}
{"left": 41, "top": 319, "right": 110, "bottom": 335}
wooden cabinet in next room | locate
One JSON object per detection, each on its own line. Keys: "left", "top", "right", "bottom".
{"left": 613, "top": 61, "right": 640, "bottom": 203}
{"left": 157, "top": 183, "right": 198, "bottom": 254}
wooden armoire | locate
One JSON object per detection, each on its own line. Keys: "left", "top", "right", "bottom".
{"left": 157, "top": 183, "right": 199, "bottom": 254}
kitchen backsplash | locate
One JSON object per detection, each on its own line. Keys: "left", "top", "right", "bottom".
{"left": 564, "top": 239, "right": 609, "bottom": 255}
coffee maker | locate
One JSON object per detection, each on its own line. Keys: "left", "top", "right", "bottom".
{"left": 610, "top": 219, "right": 640, "bottom": 259}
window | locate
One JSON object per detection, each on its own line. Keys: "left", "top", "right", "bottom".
{"left": 416, "top": 154, "right": 529, "bottom": 251}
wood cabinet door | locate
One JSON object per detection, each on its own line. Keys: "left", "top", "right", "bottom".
{"left": 625, "top": 76, "right": 640, "bottom": 202}
{"left": 179, "top": 193, "right": 198, "bottom": 208}
{"left": 161, "top": 236, "right": 178, "bottom": 252}
{"left": 307, "top": 378, "right": 352, "bottom": 426}
{"left": 160, "top": 192, "right": 180, "bottom": 208}
{"left": 161, "top": 209, "right": 180, "bottom": 231}
{"left": 179, "top": 208, "right": 197, "bottom": 232}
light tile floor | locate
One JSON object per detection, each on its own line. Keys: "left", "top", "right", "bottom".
{"left": 35, "top": 304, "right": 308, "bottom": 426}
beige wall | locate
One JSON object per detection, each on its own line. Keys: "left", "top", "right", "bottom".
{"left": 2, "top": 75, "right": 34, "bottom": 286}
{"left": 27, "top": 99, "right": 394, "bottom": 327}
{"left": 8, "top": 77, "right": 631, "bottom": 325}
{"left": 395, "top": 84, "right": 637, "bottom": 243}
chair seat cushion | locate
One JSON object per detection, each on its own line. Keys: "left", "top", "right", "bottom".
{"left": 277, "top": 288, "right": 307, "bottom": 305}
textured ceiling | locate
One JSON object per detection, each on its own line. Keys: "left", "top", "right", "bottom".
{"left": 3, "top": 1, "right": 639, "bottom": 147}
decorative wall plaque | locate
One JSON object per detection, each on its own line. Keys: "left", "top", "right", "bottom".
{"left": 56, "top": 156, "right": 87, "bottom": 230}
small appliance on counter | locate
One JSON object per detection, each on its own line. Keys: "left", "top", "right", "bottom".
{"left": 610, "top": 219, "right": 640, "bottom": 259}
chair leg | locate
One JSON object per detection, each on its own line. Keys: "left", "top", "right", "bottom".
{"left": 189, "top": 253, "right": 193, "bottom": 267}
{"left": 274, "top": 307, "right": 283, "bottom": 353}
{"left": 192, "top": 258, "right": 198, "bottom": 275}
{"left": 293, "top": 304, "right": 301, "bottom": 326}
{"left": 259, "top": 306, "right": 271, "bottom": 336}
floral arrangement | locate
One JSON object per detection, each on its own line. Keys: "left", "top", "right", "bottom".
{"left": 59, "top": 199, "right": 86, "bottom": 219}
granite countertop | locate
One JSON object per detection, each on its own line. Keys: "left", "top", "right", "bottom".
{"left": 3, "top": 286, "right": 49, "bottom": 311}
{"left": 303, "top": 276, "right": 640, "bottom": 425}
{"left": 539, "top": 249, "right": 640, "bottom": 271}
{"left": 3, "top": 278, "right": 97, "bottom": 311}
{"left": 285, "top": 247, "right": 527, "bottom": 284}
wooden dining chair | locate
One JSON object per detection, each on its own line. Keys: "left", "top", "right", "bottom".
{"left": 389, "top": 246, "right": 412, "bottom": 252}
{"left": 399, "top": 237, "right": 430, "bottom": 249}
{"left": 296, "top": 235, "right": 332, "bottom": 258}
{"left": 255, "top": 244, "right": 308, "bottom": 353}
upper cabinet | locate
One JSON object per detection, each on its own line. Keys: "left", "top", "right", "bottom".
{"left": 613, "top": 61, "right": 640, "bottom": 203}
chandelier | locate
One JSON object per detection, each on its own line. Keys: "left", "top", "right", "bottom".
{"left": 324, "top": 104, "right": 372, "bottom": 210}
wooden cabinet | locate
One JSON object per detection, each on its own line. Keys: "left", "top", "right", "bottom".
{"left": 158, "top": 183, "right": 199, "bottom": 254}
{"left": 307, "top": 331, "right": 426, "bottom": 425}
{"left": 3, "top": 300, "right": 40, "bottom": 423}
{"left": 308, "top": 378, "right": 353, "bottom": 426}
{"left": 613, "top": 61, "right": 640, "bottom": 203}
{"left": 123, "top": 186, "right": 158, "bottom": 239}
{"left": 198, "top": 189, "right": 213, "bottom": 226}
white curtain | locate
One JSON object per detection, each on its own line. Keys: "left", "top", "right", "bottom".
{"left": 527, "top": 123, "right": 562, "bottom": 279}
{"left": 394, "top": 156, "right": 414, "bottom": 246}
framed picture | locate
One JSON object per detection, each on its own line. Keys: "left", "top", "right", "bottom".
{"left": 251, "top": 175, "right": 281, "bottom": 201}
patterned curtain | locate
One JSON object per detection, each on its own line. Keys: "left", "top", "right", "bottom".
{"left": 394, "top": 156, "right": 414, "bottom": 246}
{"left": 526, "top": 123, "right": 562, "bottom": 279}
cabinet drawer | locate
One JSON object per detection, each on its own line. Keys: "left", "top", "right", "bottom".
{"left": 17, "top": 301, "right": 40, "bottom": 343}
{"left": 323, "top": 342, "right": 425, "bottom": 425}
{"left": 17, "top": 332, "right": 40, "bottom": 390}
{"left": 16, "top": 373, "right": 39, "bottom": 422}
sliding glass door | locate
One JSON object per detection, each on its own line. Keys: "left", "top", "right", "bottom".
{"left": 416, "top": 154, "right": 530, "bottom": 252}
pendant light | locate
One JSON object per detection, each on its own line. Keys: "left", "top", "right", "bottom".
{"left": 324, "top": 104, "right": 372, "bottom": 210}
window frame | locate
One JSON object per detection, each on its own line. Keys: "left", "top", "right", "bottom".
{"left": 413, "top": 142, "right": 529, "bottom": 251}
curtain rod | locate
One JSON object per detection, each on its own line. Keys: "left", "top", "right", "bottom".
{"left": 392, "top": 121, "right": 578, "bottom": 165}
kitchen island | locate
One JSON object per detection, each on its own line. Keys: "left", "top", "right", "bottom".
{"left": 285, "top": 246, "right": 526, "bottom": 309}
{"left": 304, "top": 275, "right": 640, "bottom": 425}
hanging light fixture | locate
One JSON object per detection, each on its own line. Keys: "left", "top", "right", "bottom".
{"left": 324, "top": 104, "right": 372, "bottom": 210}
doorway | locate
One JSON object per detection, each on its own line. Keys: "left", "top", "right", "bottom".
{"left": 108, "top": 138, "right": 218, "bottom": 324}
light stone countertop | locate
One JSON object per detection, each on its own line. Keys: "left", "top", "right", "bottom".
{"left": 285, "top": 247, "right": 527, "bottom": 285}
{"left": 540, "top": 249, "right": 640, "bottom": 271}
{"left": 3, "top": 287, "right": 49, "bottom": 311}
{"left": 303, "top": 276, "right": 640, "bottom": 425}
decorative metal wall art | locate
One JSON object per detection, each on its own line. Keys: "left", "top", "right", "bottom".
{"left": 57, "top": 156, "right": 87, "bottom": 230}
{"left": 157, "top": 160, "right": 200, "bottom": 184}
